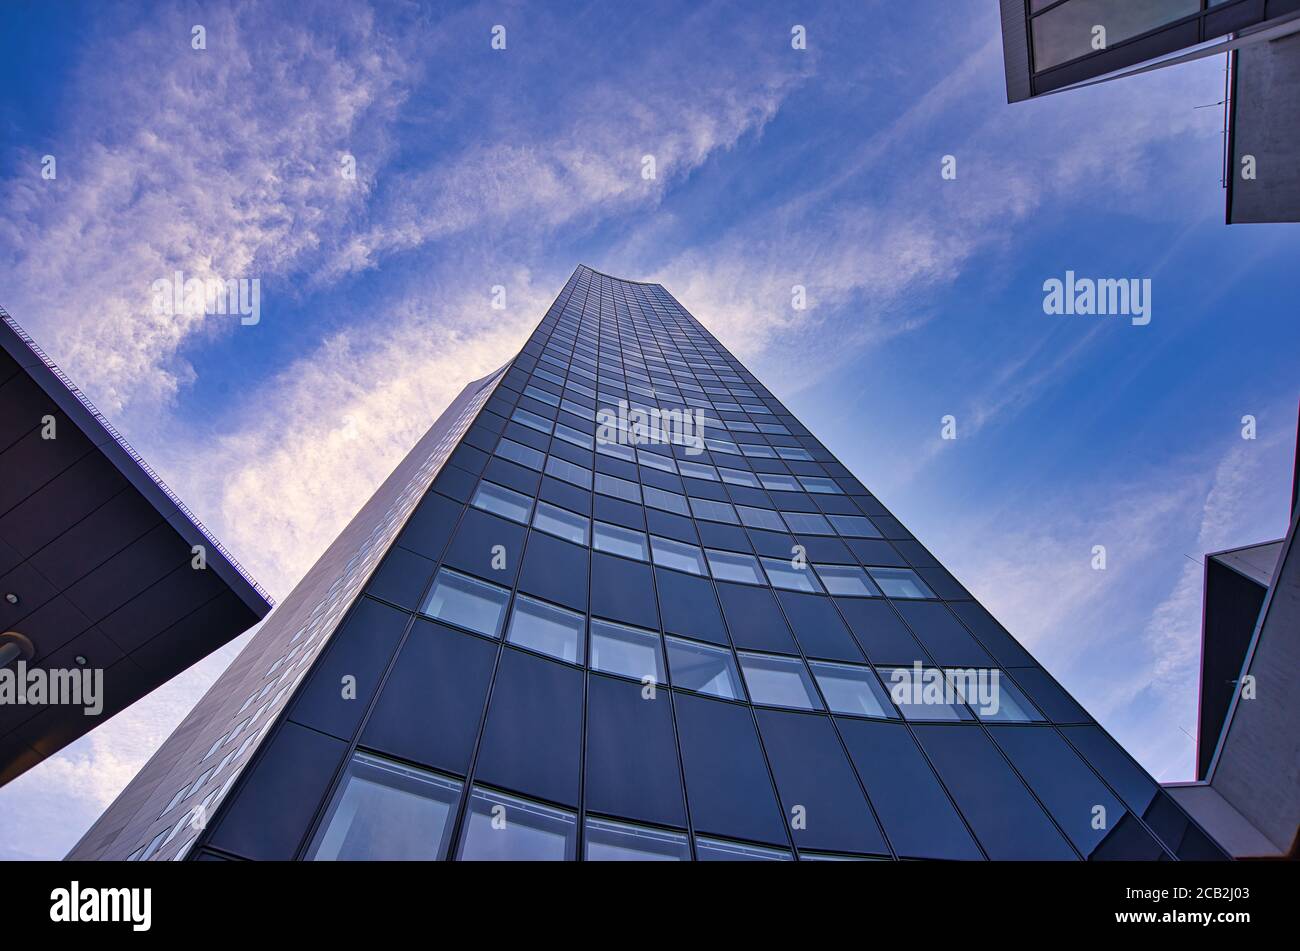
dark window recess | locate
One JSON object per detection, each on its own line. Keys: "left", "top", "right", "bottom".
{"left": 836, "top": 718, "right": 982, "bottom": 860}
{"left": 207, "top": 723, "right": 346, "bottom": 860}
{"left": 715, "top": 581, "right": 798, "bottom": 654}
{"left": 673, "top": 691, "right": 788, "bottom": 846}
{"left": 474, "top": 648, "right": 584, "bottom": 807}
{"left": 584, "top": 673, "right": 687, "bottom": 828}
{"left": 361, "top": 620, "right": 496, "bottom": 775}
{"left": 755, "top": 709, "right": 886, "bottom": 855}
{"left": 288, "top": 598, "right": 409, "bottom": 740}
{"left": 913, "top": 724, "right": 1076, "bottom": 860}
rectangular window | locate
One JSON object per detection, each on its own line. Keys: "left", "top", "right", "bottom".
{"left": 506, "top": 595, "right": 585, "bottom": 664}
{"left": 689, "top": 497, "right": 739, "bottom": 524}
{"left": 736, "top": 505, "right": 786, "bottom": 532}
{"left": 643, "top": 485, "right": 689, "bottom": 515}
{"left": 678, "top": 460, "right": 718, "bottom": 481}
{"left": 719, "top": 467, "right": 761, "bottom": 487}
{"left": 650, "top": 535, "right": 708, "bottom": 576}
{"left": 511, "top": 407, "right": 553, "bottom": 434}
{"left": 495, "top": 438, "right": 544, "bottom": 471}
{"left": 758, "top": 473, "right": 801, "bottom": 492}
{"left": 595, "top": 472, "right": 642, "bottom": 503}
{"left": 593, "top": 521, "right": 649, "bottom": 561}
{"left": 532, "top": 501, "right": 589, "bottom": 546}
{"left": 782, "top": 512, "right": 835, "bottom": 535}
{"left": 828, "top": 514, "right": 881, "bottom": 537}
{"left": 695, "top": 836, "right": 793, "bottom": 861}
{"left": 456, "top": 788, "right": 577, "bottom": 861}
{"left": 738, "top": 652, "right": 823, "bottom": 710}
{"left": 1031, "top": 0, "right": 1201, "bottom": 71}
{"left": 545, "top": 455, "right": 593, "bottom": 490}
{"left": 553, "top": 422, "right": 594, "bottom": 450}
{"left": 798, "top": 476, "right": 842, "bottom": 494}
{"left": 760, "top": 557, "right": 823, "bottom": 593}
{"left": 810, "top": 661, "right": 895, "bottom": 718}
{"left": 585, "top": 818, "right": 689, "bottom": 861}
{"left": 814, "top": 564, "right": 881, "bottom": 597}
{"left": 471, "top": 481, "right": 533, "bottom": 524}
{"left": 422, "top": 569, "right": 510, "bottom": 637}
{"left": 307, "top": 753, "right": 462, "bottom": 860}
{"left": 590, "top": 619, "right": 665, "bottom": 682}
{"left": 665, "top": 636, "right": 744, "bottom": 700}
{"left": 878, "top": 667, "right": 972, "bottom": 721}
{"left": 706, "top": 549, "right": 764, "bottom": 585}
{"left": 868, "top": 567, "right": 936, "bottom": 599}
{"left": 948, "top": 669, "right": 1044, "bottom": 722}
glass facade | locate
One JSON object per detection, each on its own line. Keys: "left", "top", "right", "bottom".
{"left": 109, "top": 265, "right": 1228, "bottom": 862}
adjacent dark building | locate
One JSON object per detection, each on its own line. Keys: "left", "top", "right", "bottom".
{"left": 1164, "top": 410, "right": 1300, "bottom": 859}
{"left": 1000, "top": 0, "right": 1300, "bottom": 223}
{"left": 71, "top": 267, "right": 1229, "bottom": 861}
{"left": 0, "top": 308, "right": 272, "bottom": 787}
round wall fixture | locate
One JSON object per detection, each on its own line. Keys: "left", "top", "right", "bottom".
{"left": 3, "top": 592, "right": 17, "bottom": 605}
{"left": 0, "top": 631, "right": 36, "bottom": 669}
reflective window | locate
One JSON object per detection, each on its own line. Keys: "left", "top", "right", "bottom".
{"left": 650, "top": 535, "right": 708, "bottom": 575}
{"left": 947, "top": 669, "right": 1044, "bottom": 722}
{"left": 810, "top": 661, "right": 895, "bottom": 718}
{"left": 706, "top": 549, "right": 764, "bottom": 585}
{"left": 511, "top": 407, "right": 553, "bottom": 434}
{"left": 760, "top": 557, "right": 822, "bottom": 592}
{"left": 665, "top": 636, "right": 744, "bottom": 700}
{"left": 595, "top": 472, "right": 642, "bottom": 502}
{"left": 738, "top": 652, "right": 823, "bottom": 710}
{"left": 678, "top": 460, "right": 718, "bottom": 481}
{"left": 782, "top": 512, "right": 835, "bottom": 535}
{"left": 422, "top": 569, "right": 510, "bottom": 637}
{"left": 878, "top": 666, "right": 971, "bottom": 720}
{"left": 643, "top": 485, "right": 689, "bottom": 515}
{"left": 506, "top": 595, "right": 585, "bottom": 664}
{"left": 307, "top": 753, "right": 461, "bottom": 861}
{"left": 456, "top": 788, "right": 577, "bottom": 861}
{"left": 695, "top": 837, "right": 793, "bottom": 861}
{"left": 719, "top": 467, "right": 761, "bottom": 487}
{"left": 814, "top": 564, "right": 881, "bottom": 597}
{"left": 554, "top": 422, "right": 593, "bottom": 450}
{"left": 868, "top": 567, "right": 936, "bottom": 599}
{"left": 1031, "top": 0, "right": 1201, "bottom": 70}
{"left": 827, "top": 514, "right": 880, "bottom": 537}
{"left": 689, "top": 497, "right": 739, "bottom": 524}
{"left": 759, "top": 473, "right": 801, "bottom": 491}
{"left": 637, "top": 449, "right": 677, "bottom": 473}
{"left": 470, "top": 481, "right": 533, "bottom": 524}
{"left": 590, "top": 619, "right": 665, "bottom": 682}
{"left": 545, "top": 455, "right": 593, "bottom": 489}
{"left": 532, "top": 501, "right": 588, "bottom": 546}
{"left": 737, "top": 505, "right": 786, "bottom": 532}
{"left": 798, "top": 476, "right": 842, "bottom": 494}
{"left": 584, "top": 818, "right": 689, "bottom": 861}
{"left": 593, "top": 521, "right": 649, "bottom": 561}
{"left": 495, "top": 437, "right": 544, "bottom": 470}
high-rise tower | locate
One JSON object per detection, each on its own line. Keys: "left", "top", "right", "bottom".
{"left": 70, "top": 266, "right": 1228, "bottom": 861}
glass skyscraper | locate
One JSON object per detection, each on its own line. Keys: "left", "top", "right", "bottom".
{"left": 70, "top": 266, "right": 1228, "bottom": 862}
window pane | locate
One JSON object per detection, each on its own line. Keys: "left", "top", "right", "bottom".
{"left": 665, "top": 636, "right": 744, "bottom": 700}
{"left": 827, "top": 514, "right": 881, "bottom": 537}
{"left": 758, "top": 473, "right": 800, "bottom": 491}
{"left": 590, "top": 619, "right": 665, "bottom": 682}
{"left": 593, "top": 521, "right": 649, "bottom": 561}
{"left": 689, "top": 497, "right": 739, "bottom": 524}
{"left": 308, "top": 753, "right": 461, "bottom": 861}
{"left": 948, "top": 669, "right": 1044, "bottom": 722}
{"left": 584, "top": 818, "right": 689, "bottom": 861}
{"left": 868, "top": 567, "right": 936, "bottom": 599}
{"left": 760, "top": 557, "right": 822, "bottom": 592}
{"left": 1031, "top": 0, "right": 1201, "bottom": 70}
{"left": 554, "top": 422, "right": 593, "bottom": 450}
{"left": 719, "top": 467, "right": 761, "bottom": 487}
{"left": 456, "top": 788, "right": 577, "bottom": 860}
{"left": 471, "top": 481, "right": 533, "bottom": 524}
{"left": 738, "top": 652, "right": 823, "bottom": 710}
{"left": 782, "top": 512, "right": 834, "bottom": 535}
{"left": 810, "top": 661, "right": 895, "bottom": 718}
{"left": 532, "top": 501, "right": 588, "bottom": 546}
{"left": 695, "top": 836, "right": 792, "bottom": 861}
{"left": 737, "top": 505, "right": 786, "bottom": 532}
{"left": 643, "top": 485, "right": 689, "bottom": 515}
{"left": 495, "top": 438, "right": 544, "bottom": 470}
{"left": 637, "top": 449, "right": 677, "bottom": 473}
{"left": 506, "top": 595, "right": 585, "bottom": 664}
{"left": 879, "top": 666, "right": 971, "bottom": 720}
{"left": 511, "top": 407, "right": 553, "bottom": 434}
{"left": 595, "top": 472, "right": 641, "bottom": 502}
{"left": 799, "top": 476, "right": 842, "bottom": 494}
{"left": 651, "top": 536, "right": 708, "bottom": 575}
{"left": 814, "top": 564, "right": 881, "bottom": 597}
{"left": 706, "top": 549, "right": 764, "bottom": 585}
{"left": 422, "top": 569, "right": 509, "bottom": 637}
{"left": 678, "top": 461, "right": 718, "bottom": 481}
{"left": 545, "top": 455, "right": 593, "bottom": 489}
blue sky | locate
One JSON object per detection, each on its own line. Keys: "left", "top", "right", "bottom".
{"left": 1, "top": 0, "right": 1296, "bottom": 860}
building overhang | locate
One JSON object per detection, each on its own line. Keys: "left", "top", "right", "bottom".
{"left": 0, "top": 309, "right": 272, "bottom": 786}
